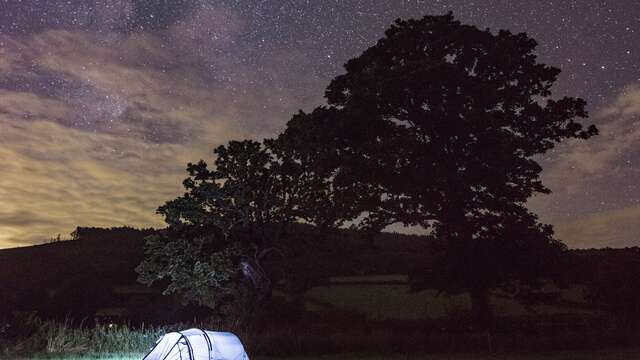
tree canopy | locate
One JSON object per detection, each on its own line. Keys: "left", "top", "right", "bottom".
{"left": 136, "top": 140, "right": 288, "bottom": 317}
{"left": 135, "top": 140, "right": 358, "bottom": 318}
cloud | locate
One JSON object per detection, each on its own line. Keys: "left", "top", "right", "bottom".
{"left": 0, "top": 26, "right": 285, "bottom": 248}
{"left": 0, "top": 0, "right": 333, "bottom": 249}
{"left": 548, "top": 85, "right": 640, "bottom": 178}
{"left": 556, "top": 206, "right": 640, "bottom": 248}
{"left": 0, "top": 89, "right": 72, "bottom": 121}
{"left": 529, "top": 84, "right": 640, "bottom": 248}
{"left": 600, "top": 85, "right": 640, "bottom": 117}
{"left": 0, "top": 118, "right": 183, "bottom": 246}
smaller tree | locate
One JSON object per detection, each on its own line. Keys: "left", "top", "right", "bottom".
{"left": 136, "top": 139, "right": 360, "bottom": 320}
{"left": 137, "top": 140, "right": 291, "bottom": 318}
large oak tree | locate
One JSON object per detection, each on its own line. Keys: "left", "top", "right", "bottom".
{"left": 278, "top": 13, "right": 597, "bottom": 325}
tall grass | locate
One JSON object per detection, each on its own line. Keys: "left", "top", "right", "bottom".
{"left": 1, "top": 316, "right": 164, "bottom": 357}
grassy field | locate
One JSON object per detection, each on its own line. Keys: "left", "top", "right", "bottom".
{"left": 0, "top": 276, "right": 616, "bottom": 359}
{"left": 9, "top": 349, "right": 640, "bottom": 360}
{"left": 305, "top": 275, "right": 592, "bottom": 320}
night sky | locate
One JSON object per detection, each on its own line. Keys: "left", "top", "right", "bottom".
{"left": 1, "top": 0, "right": 639, "bottom": 248}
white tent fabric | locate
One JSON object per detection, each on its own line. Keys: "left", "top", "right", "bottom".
{"left": 143, "top": 328, "right": 249, "bottom": 360}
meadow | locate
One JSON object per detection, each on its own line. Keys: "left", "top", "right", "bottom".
{"left": 305, "top": 275, "right": 592, "bottom": 320}
{"left": 5, "top": 275, "right": 633, "bottom": 360}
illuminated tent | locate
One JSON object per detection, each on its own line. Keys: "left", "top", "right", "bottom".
{"left": 143, "top": 328, "right": 249, "bottom": 360}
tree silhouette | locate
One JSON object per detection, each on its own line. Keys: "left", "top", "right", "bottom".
{"left": 278, "top": 13, "right": 597, "bottom": 326}
{"left": 136, "top": 140, "right": 288, "bottom": 318}
{"left": 136, "top": 139, "right": 352, "bottom": 319}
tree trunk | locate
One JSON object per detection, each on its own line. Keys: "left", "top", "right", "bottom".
{"left": 470, "top": 286, "right": 493, "bottom": 329}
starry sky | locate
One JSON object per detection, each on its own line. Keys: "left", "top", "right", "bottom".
{"left": 0, "top": 0, "right": 639, "bottom": 249}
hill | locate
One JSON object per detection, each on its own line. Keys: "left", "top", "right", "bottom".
{"left": 0, "top": 227, "right": 169, "bottom": 323}
{"left": 2, "top": 226, "right": 638, "bottom": 324}
{"left": 0, "top": 226, "right": 432, "bottom": 323}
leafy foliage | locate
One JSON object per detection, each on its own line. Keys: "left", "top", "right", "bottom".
{"left": 136, "top": 139, "right": 354, "bottom": 318}
{"left": 137, "top": 140, "right": 285, "bottom": 315}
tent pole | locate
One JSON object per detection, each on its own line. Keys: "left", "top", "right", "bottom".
{"left": 198, "top": 328, "right": 213, "bottom": 359}
{"left": 180, "top": 332, "right": 195, "bottom": 360}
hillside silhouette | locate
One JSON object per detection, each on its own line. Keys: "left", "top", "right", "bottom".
{"left": 0, "top": 226, "right": 434, "bottom": 323}
{"left": 2, "top": 226, "right": 638, "bottom": 326}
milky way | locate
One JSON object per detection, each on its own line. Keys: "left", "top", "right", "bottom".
{"left": 0, "top": 0, "right": 639, "bottom": 248}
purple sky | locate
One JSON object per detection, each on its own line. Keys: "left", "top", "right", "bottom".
{"left": 1, "top": 0, "right": 639, "bottom": 248}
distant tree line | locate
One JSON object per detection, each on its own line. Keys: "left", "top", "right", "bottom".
{"left": 70, "top": 226, "right": 156, "bottom": 242}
